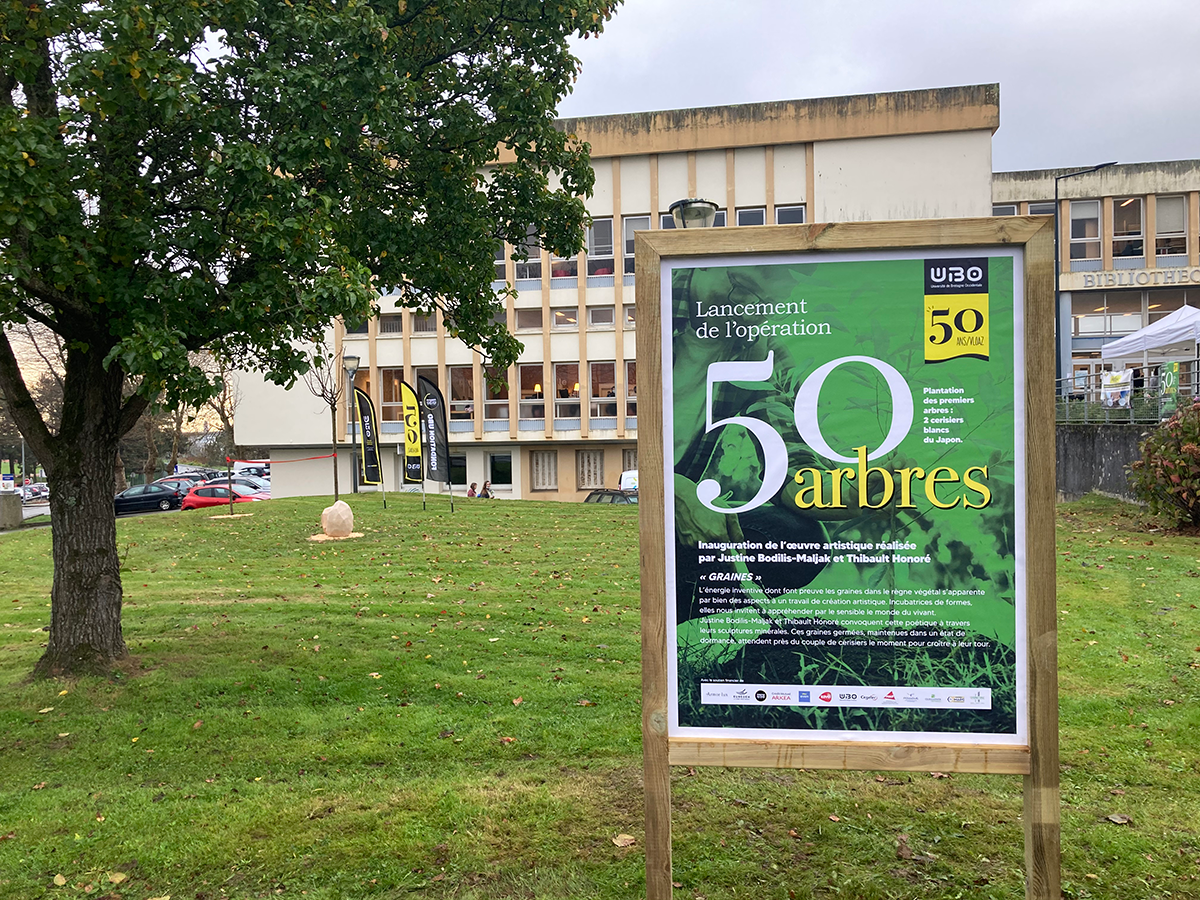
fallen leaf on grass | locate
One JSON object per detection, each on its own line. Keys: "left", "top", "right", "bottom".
{"left": 612, "top": 834, "right": 636, "bottom": 847}
{"left": 896, "top": 834, "right": 913, "bottom": 860}
{"left": 58, "top": 690, "right": 67, "bottom": 696}
{"left": 828, "top": 814, "right": 840, "bottom": 822}
{"left": 193, "top": 721, "right": 203, "bottom": 729}
{"left": 53, "top": 874, "right": 66, "bottom": 886}
{"left": 1106, "top": 813, "right": 1133, "bottom": 825}
{"left": 930, "top": 772, "right": 949, "bottom": 779}
{"left": 368, "top": 672, "right": 382, "bottom": 679}
{"left": 38, "top": 707, "right": 53, "bottom": 713}
{"left": 499, "top": 736, "right": 516, "bottom": 743}
{"left": 147, "top": 895, "right": 171, "bottom": 900}
{"left": 512, "top": 696, "right": 523, "bottom": 706}
{"left": 108, "top": 872, "right": 127, "bottom": 884}
{"left": 577, "top": 699, "right": 595, "bottom": 706}
{"left": 32, "top": 782, "right": 46, "bottom": 790}
{"left": 0, "top": 832, "right": 13, "bottom": 841}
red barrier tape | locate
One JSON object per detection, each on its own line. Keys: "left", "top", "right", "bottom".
{"left": 225, "top": 455, "right": 335, "bottom": 464}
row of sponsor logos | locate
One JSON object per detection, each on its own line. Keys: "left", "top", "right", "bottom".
{"left": 700, "top": 683, "right": 992, "bottom": 710}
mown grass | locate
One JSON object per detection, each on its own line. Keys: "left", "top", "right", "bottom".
{"left": 0, "top": 493, "right": 1196, "bottom": 900}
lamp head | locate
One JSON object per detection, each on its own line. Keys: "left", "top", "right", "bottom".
{"left": 669, "top": 198, "right": 719, "bottom": 229}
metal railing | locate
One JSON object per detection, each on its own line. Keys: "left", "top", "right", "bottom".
{"left": 1055, "top": 370, "right": 1197, "bottom": 424}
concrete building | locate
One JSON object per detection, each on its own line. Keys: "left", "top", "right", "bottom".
{"left": 235, "top": 84, "right": 1001, "bottom": 499}
{"left": 993, "top": 161, "right": 1200, "bottom": 392}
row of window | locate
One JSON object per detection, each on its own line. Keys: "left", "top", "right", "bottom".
{"left": 495, "top": 205, "right": 807, "bottom": 280}
{"left": 374, "top": 361, "right": 638, "bottom": 422}
{"left": 993, "top": 197, "right": 1189, "bottom": 261}
{"left": 445, "top": 447, "right": 636, "bottom": 492}
{"left": 1071, "top": 288, "right": 1200, "bottom": 337}
{"left": 347, "top": 305, "right": 637, "bottom": 337}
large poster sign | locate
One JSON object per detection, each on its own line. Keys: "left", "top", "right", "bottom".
{"left": 663, "top": 249, "right": 1025, "bottom": 745}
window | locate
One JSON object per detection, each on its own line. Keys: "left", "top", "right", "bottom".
{"left": 1112, "top": 197, "right": 1144, "bottom": 258}
{"left": 736, "top": 207, "right": 766, "bottom": 227}
{"left": 626, "top": 360, "right": 637, "bottom": 417}
{"left": 624, "top": 304, "right": 636, "bottom": 327}
{"left": 448, "top": 366, "right": 474, "bottom": 420}
{"left": 450, "top": 455, "right": 466, "bottom": 487}
{"left": 622, "top": 448, "right": 637, "bottom": 472}
{"left": 553, "top": 362, "right": 580, "bottom": 417}
{"left": 380, "top": 368, "right": 406, "bottom": 421}
{"left": 590, "top": 361, "right": 617, "bottom": 417}
{"left": 1157, "top": 196, "right": 1187, "bottom": 256}
{"left": 412, "top": 367, "right": 437, "bottom": 400}
{"left": 530, "top": 450, "right": 558, "bottom": 490}
{"left": 1073, "top": 291, "right": 1143, "bottom": 336}
{"left": 660, "top": 210, "right": 726, "bottom": 229}
{"left": 550, "top": 252, "right": 578, "bottom": 278}
{"left": 484, "top": 366, "right": 509, "bottom": 420}
{"left": 576, "top": 449, "right": 605, "bottom": 490}
{"left": 775, "top": 205, "right": 806, "bottom": 225}
{"left": 518, "top": 363, "right": 545, "bottom": 419}
{"left": 587, "top": 306, "right": 615, "bottom": 328}
{"left": 992, "top": 204, "right": 1017, "bottom": 216}
{"left": 515, "top": 308, "right": 542, "bottom": 331}
{"left": 411, "top": 312, "right": 437, "bottom": 334}
{"left": 623, "top": 216, "right": 649, "bottom": 274}
{"left": 514, "top": 226, "right": 541, "bottom": 280}
{"left": 1069, "top": 200, "right": 1100, "bottom": 260}
{"left": 489, "top": 453, "right": 512, "bottom": 487}
{"left": 586, "top": 218, "right": 614, "bottom": 275}
{"left": 379, "top": 313, "right": 403, "bottom": 334}
{"left": 1028, "top": 201, "right": 1056, "bottom": 216}
{"left": 551, "top": 307, "right": 578, "bottom": 329}
{"left": 494, "top": 243, "right": 507, "bottom": 282}
{"left": 345, "top": 318, "right": 368, "bottom": 335}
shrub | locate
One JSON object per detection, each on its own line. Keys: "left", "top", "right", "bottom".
{"left": 1128, "top": 399, "right": 1200, "bottom": 525}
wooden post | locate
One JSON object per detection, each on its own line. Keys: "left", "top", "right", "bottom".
{"left": 1022, "top": 220, "right": 1061, "bottom": 899}
{"left": 636, "top": 232, "right": 673, "bottom": 899}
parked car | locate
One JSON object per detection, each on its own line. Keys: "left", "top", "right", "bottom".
{"left": 181, "top": 483, "right": 268, "bottom": 510}
{"left": 155, "top": 476, "right": 202, "bottom": 493}
{"left": 583, "top": 488, "right": 638, "bottom": 505}
{"left": 204, "top": 474, "right": 270, "bottom": 494}
{"left": 236, "top": 465, "right": 271, "bottom": 479}
{"left": 114, "top": 483, "right": 184, "bottom": 515}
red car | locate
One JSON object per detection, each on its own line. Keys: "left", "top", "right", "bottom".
{"left": 181, "top": 483, "right": 268, "bottom": 510}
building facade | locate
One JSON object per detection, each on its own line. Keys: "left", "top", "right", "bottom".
{"left": 235, "top": 84, "right": 1000, "bottom": 499}
{"left": 993, "top": 161, "right": 1200, "bottom": 392}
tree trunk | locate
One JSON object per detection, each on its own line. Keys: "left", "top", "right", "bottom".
{"left": 330, "top": 404, "right": 339, "bottom": 502}
{"left": 33, "top": 349, "right": 143, "bottom": 677}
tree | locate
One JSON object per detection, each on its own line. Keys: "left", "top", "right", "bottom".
{"left": 302, "top": 343, "right": 346, "bottom": 503}
{"left": 0, "top": 0, "right": 615, "bottom": 675}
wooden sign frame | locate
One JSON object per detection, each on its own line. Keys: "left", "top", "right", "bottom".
{"left": 635, "top": 217, "right": 1057, "bottom": 899}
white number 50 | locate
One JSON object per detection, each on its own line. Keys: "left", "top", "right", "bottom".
{"left": 696, "top": 352, "right": 788, "bottom": 514}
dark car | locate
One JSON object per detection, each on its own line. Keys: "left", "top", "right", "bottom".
{"left": 114, "top": 483, "right": 184, "bottom": 515}
{"left": 155, "top": 476, "right": 202, "bottom": 493}
{"left": 583, "top": 489, "right": 638, "bottom": 505}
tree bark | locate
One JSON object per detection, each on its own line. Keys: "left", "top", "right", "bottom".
{"left": 28, "top": 346, "right": 147, "bottom": 677}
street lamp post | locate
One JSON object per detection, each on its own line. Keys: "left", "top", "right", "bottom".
{"left": 342, "top": 353, "right": 360, "bottom": 493}
{"left": 1053, "top": 162, "right": 1117, "bottom": 396}
{"left": 668, "top": 198, "right": 719, "bottom": 229}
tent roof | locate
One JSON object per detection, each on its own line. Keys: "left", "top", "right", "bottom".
{"left": 1100, "top": 305, "right": 1200, "bottom": 361}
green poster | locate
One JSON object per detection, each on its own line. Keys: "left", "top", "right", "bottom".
{"left": 665, "top": 250, "right": 1025, "bottom": 743}
{"left": 1161, "top": 361, "right": 1179, "bottom": 417}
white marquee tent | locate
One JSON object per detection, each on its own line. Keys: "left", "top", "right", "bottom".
{"left": 1100, "top": 305, "right": 1200, "bottom": 365}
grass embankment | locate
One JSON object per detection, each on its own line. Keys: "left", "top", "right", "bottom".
{"left": 0, "top": 494, "right": 1196, "bottom": 900}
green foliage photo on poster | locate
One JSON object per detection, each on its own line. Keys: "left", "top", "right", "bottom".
{"left": 667, "top": 252, "right": 1022, "bottom": 740}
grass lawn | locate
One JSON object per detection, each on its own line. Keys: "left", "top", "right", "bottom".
{"left": 0, "top": 493, "right": 1196, "bottom": 900}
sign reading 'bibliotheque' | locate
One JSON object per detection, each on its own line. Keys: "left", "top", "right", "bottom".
{"left": 663, "top": 249, "right": 1027, "bottom": 745}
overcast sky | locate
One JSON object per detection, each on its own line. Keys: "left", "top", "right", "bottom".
{"left": 559, "top": 0, "right": 1200, "bottom": 173}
